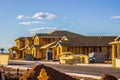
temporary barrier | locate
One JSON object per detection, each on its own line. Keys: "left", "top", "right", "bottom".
{"left": 113, "top": 58, "right": 120, "bottom": 68}
{"left": 88, "top": 52, "right": 105, "bottom": 63}
{"left": 0, "top": 54, "right": 9, "bottom": 65}
{"left": 25, "top": 54, "right": 34, "bottom": 61}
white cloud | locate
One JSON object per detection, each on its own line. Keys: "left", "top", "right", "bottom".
{"left": 17, "top": 12, "right": 56, "bottom": 26}
{"left": 63, "top": 17, "right": 68, "bottom": 19}
{"left": 110, "top": 16, "right": 120, "bottom": 19}
{"left": 19, "top": 21, "right": 44, "bottom": 25}
{"left": 17, "top": 12, "right": 56, "bottom": 20}
{"left": 19, "top": 21, "right": 31, "bottom": 25}
{"left": 16, "top": 15, "right": 30, "bottom": 19}
{"left": 32, "top": 21, "right": 44, "bottom": 24}
{"left": 33, "top": 12, "right": 56, "bottom": 20}
{"left": 29, "top": 27, "right": 57, "bottom": 34}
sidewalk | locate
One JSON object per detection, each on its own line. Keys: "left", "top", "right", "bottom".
{"left": 40, "top": 61, "right": 112, "bottom": 68}
{"left": 9, "top": 60, "right": 112, "bottom": 67}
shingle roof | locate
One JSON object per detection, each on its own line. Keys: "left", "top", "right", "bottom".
{"left": 25, "top": 37, "right": 32, "bottom": 40}
{"left": 15, "top": 37, "right": 26, "bottom": 41}
{"left": 50, "top": 30, "right": 83, "bottom": 37}
{"left": 36, "top": 33, "right": 62, "bottom": 38}
{"left": 36, "top": 30, "right": 83, "bottom": 38}
{"left": 31, "top": 45, "right": 42, "bottom": 49}
{"left": 16, "top": 30, "right": 116, "bottom": 47}
{"left": 59, "top": 36, "right": 116, "bottom": 47}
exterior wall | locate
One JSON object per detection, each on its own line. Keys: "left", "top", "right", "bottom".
{"left": 34, "top": 36, "right": 43, "bottom": 46}
{"left": 62, "top": 46, "right": 67, "bottom": 52}
{"left": 111, "top": 43, "right": 120, "bottom": 68}
{"left": 20, "top": 50, "right": 24, "bottom": 59}
{"left": 16, "top": 50, "right": 22, "bottom": 59}
{"left": 34, "top": 36, "right": 40, "bottom": 45}
{"left": 32, "top": 48, "right": 37, "bottom": 58}
{"left": 101, "top": 47, "right": 108, "bottom": 59}
{"left": 25, "top": 39, "right": 33, "bottom": 47}
{"left": 36, "top": 49, "right": 45, "bottom": 59}
{"left": 42, "top": 49, "right": 46, "bottom": 59}
{"left": 16, "top": 40, "right": 25, "bottom": 48}
{"left": 52, "top": 48, "right": 57, "bottom": 60}
{"left": 56, "top": 46, "right": 62, "bottom": 59}
{"left": 42, "top": 38, "right": 61, "bottom": 45}
{"left": 55, "top": 38, "right": 61, "bottom": 41}
{"left": 26, "top": 47, "right": 31, "bottom": 54}
{"left": 53, "top": 45, "right": 112, "bottom": 60}
{"left": 31, "top": 48, "right": 46, "bottom": 59}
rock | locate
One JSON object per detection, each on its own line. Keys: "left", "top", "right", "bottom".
{"left": 99, "top": 74, "right": 118, "bottom": 80}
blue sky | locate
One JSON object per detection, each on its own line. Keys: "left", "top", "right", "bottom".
{"left": 0, "top": 0, "right": 120, "bottom": 52}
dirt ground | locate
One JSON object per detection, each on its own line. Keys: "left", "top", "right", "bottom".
{"left": 0, "top": 65, "right": 118, "bottom": 80}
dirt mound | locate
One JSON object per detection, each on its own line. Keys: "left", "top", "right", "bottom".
{"left": 20, "top": 64, "right": 77, "bottom": 80}
{"left": 99, "top": 74, "right": 118, "bottom": 80}
{"left": 0, "top": 65, "right": 24, "bottom": 80}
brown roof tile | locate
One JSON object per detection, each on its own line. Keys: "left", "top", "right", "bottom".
{"left": 15, "top": 37, "right": 26, "bottom": 41}
{"left": 60, "top": 36, "right": 116, "bottom": 47}
{"left": 25, "top": 37, "right": 33, "bottom": 40}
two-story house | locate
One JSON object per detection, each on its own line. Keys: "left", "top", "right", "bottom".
{"left": 9, "top": 30, "right": 116, "bottom": 60}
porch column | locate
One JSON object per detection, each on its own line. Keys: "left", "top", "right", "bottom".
{"left": 16, "top": 50, "right": 20, "bottom": 59}
{"left": 9, "top": 49, "right": 14, "bottom": 59}
{"left": 22, "top": 50, "right": 25, "bottom": 59}
{"left": 112, "top": 45, "right": 116, "bottom": 68}
{"left": 117, "top": 44, "right": 120, "bottom": 59}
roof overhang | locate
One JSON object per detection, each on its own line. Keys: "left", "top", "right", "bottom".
{"left": 40, "top": 42, "right": 56, "bottom": 49}
{"left": 109, "top": 41, "right": 119, "bottom": 45}
{"left": 9, "top": 46, "right": 18, "bottom": 50}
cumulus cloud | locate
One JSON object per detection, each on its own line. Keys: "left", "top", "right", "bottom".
{"left": 19, "top": 21, "right": 31, "bottom": 25}
{"left": 16, "top": 15, "right": 30, "bottom": 19}
{"left": 29, "top": 27, "right": 57, "bottom": 34}
{"left": 19, "top": 21, "right": 44, "bottom": 25}
{"left": 33, "top": 12, "right": 56, "bottom": 20}
{"left": 110, "top": 16, "right": 120, "bottom": 19}
{"left": 17, "top": 12, "right": 56, "bottom": 26}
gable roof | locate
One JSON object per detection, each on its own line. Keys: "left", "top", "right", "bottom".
{"left": 31, "top": 45, "right": 42, "bottom": 49}
{"left": 35, "top": 30, "right": 84, "bottom": 38}
{"left": 50, "top": 30, "right": 83, "bottom": 37}
{"left": 15, "top": 37, "right": 25, "bottom": 41}
{"left": 35, "top": 33, "right": 62, "bottom": 38}
{"left": 25, "top": 37, "right": 33, "bottom": 40}
{"left": 109, "top": 35, "right": 120, "bottom": 44}
{"left": 15, "top": 30, "right": 117, "bottom": 47}
{"left": 59, "top": 36, "right": 116, "bottom": 47}
{"left": 114, "top": 35, "right": 120, "bottom": 41}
